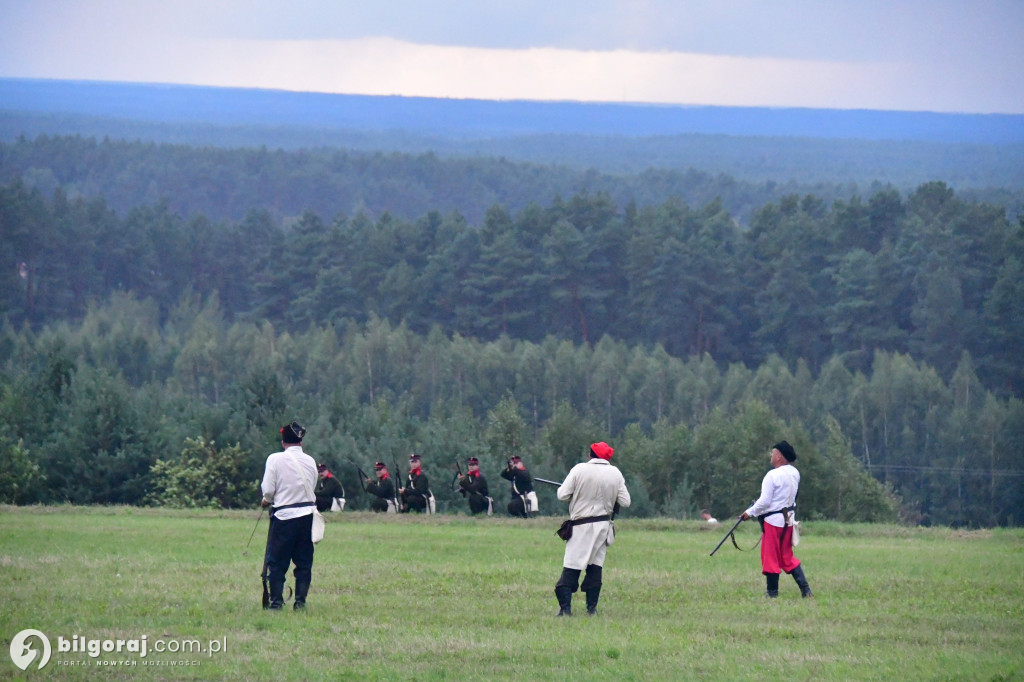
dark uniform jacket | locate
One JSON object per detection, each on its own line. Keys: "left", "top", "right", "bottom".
{"left": 500, "top": 467, "right": 534, "bottom": 495}
{"left": 315, "top": 474, "right": 345, "bottom": 512}
{"left": 402, "top": 470, "right": 430, "bottom": 512}
{"left": 366, "top": 476, "right": 395, "bottom": 512}
{"left": 501, "top": 466, "right": 535, "bottom": 517}
{"left": 458, "top": 472, "right": 490, "bottom": 514}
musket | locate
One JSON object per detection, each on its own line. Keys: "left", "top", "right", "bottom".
{"left": 393, "top": 457, "right": 403, "bottom": 512}
{"left": 261, "top": 507, "right": 273, "bottom": 608}
{"left": 451, "top": 458, "right": 463, "bottom": 493}
{"left": 345, "top": 459, "right": 369, "bottom": 494}
{"left": 709, "top": 516, "right": 746, "bottom": 557}
{"left": 542, "top": 475, "right": 621, "bottom": 519}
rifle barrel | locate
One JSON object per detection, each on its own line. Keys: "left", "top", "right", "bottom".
{"left": 534, "top": 477, "right": 562, "bottom": 487}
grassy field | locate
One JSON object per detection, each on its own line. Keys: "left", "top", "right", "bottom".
{"left": 1, "top": 506, "right": 1022, "bottom": 681}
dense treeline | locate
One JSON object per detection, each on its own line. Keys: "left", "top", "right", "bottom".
{"left": 0, "top": 296, "right": 1020, "bottom": 526}
{"left": 2, "top": 177, "right": 1022, "bottom": 395}
{"left": 0, "top": 134, "right": 900, "bottom": 226}
{"left": 5, "top": 102, "right": 1024, "bottom": 198}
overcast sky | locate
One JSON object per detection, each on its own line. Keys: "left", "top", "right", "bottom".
{"left": 1, "top": 0, "right": 1022, "bottom": 113}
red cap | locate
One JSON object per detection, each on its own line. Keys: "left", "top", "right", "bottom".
{"left": 591, "top": 442, "right": 614, "bottom": 460}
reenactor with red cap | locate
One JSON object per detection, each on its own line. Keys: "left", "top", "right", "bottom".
{"left": 553, "top": 442, "right": 630, "bottom": 616}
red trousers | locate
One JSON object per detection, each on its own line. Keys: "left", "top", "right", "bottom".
{"left": 760, "top": 523, "right": 801, "bottom": 575}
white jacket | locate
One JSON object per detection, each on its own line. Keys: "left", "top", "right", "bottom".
{"left": 745, "top": 464, "right": 800, "bottom": 528}
{"left": 557, "top": 459, "right": 631, "bottom": 570}
{"left": 557, "top": 458, "right": 631, "bottom": 518}
{"left": 261, "top": 445, "right": 317, "bottom": 520}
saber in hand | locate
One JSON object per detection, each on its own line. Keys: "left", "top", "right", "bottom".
{"left": 709, "top": 516, "right": 745, "bottom": 557}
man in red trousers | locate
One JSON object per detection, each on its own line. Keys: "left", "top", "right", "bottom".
{"left": 740, "top": 440, "right": 813, "bottom": 598}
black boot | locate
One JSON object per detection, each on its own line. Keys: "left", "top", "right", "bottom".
{"left": 585, "top": 587, "right": 601, "bottom": 615}
{"left": 294, "top": 578, "right": 310, "bottom": 610}
{"left": 268, "top": 581, "right": 285, "bottom": 610}
{"left": 554, "top": 586, "right": 573, "bottom": 616}
{"left": 765, "top": 573, "right": 779, "bottom": 598}
{"left": 790, "top": 565, "right": 813, "bottom": 598}
{"left": 555, "top": 568, "right": 581, "bottom": 616}
{"left": 582, "top": 564, "right": 603, "bottom": 615}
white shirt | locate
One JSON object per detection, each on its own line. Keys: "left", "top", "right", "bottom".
{"left": 557, "top": 459, "right": 631, "bottom": 519}
{"left": 261, "top": 445, "right": 317, "bottom": 520}
{"left": 745, "top": 464, "right": 800, "bottom": 528}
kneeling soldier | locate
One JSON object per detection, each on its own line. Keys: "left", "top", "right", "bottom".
{"left": 400, "top": 453, "right": 433, "bottom": 513}
{"left": 501, "top": 455, "right": 537, "bottom": 517}
{"left": 366, "top": 462, "right": 396, "bottom": 513}
{"left": 457, "top": 456, "right": 491, "bottom": 515}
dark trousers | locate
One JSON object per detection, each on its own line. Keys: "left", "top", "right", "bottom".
{"left": 508, "top": 496, "right": 528, "bottom": 518}
{"left": 403, "top": 493, "right": 427, "bottom": 512}
{"left": 266, "top": 513, "right": 314, "bottom": 606}
{"left": 468, "top": 494, "right": 489, "bottom": 514}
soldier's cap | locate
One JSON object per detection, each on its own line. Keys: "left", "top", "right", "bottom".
{"left": 773, "top": 441, "right": 797, "bottom": 462}
{"left": 409, "top": 453, "right": 421, "bottom": 462}
{"left": 281, "top": 421, "right": 306, "bottom": 444}
{"left": 509, "top": 455, "right": 522, "bottom": 462}
{"left": 467, "top": 456, "right": 479, "bottom": 465}
{"left": 317, "top": 463, "right": 328, "bottom": 472}
{"left": 374, "top": 462, "right": 387, "bottom": 470}
{"left": 590, "top": 442, "right": 614, "bottom": 460}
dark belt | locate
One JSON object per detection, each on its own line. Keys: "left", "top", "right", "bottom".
{"left": 271, "top": 501, "right": 314, "bottom": 517}
{"left": 569, "top": 514, "right": 611, "bottom": 526}
{"left": 556, "top": 514, "right": 612, "bottom": 541}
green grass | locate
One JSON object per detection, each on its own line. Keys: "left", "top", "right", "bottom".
{"left": 1, "top": 506, "right": 1022, "bottom": 681}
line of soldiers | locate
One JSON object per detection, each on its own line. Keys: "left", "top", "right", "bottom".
{"left": 321, "top": 453, "right": 540, "bottom": 516}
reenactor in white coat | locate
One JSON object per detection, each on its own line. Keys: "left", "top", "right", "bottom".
{"left": 553, "top": 442, "right": 630, "bottom": 616}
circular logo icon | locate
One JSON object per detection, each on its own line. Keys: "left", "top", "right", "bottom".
{"left": 10, "top": 629, "right": 51, "bottom": 671}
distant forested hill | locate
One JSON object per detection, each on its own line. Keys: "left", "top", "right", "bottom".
{"left": 2, "top": 78, "right": 1023, "bottom": 204}
{"left": 1, "top": 134, "right": 1022, "bottom": 228}
{"left": 0, "top": 134, "right": 862, "bottom": 226}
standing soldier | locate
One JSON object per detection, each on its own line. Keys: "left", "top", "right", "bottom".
{"left": 457, "top": 456, "right": 491, "bottom": 515}
{"left": 554, "top": 442, "right": 630, "bottom": 616}
{"left": 400, "top": 453, "right": 433, "bottom": 513}
{"left": 739, "top": 441, "right": 813, "bottom": 599}
{"left": 501, "top": 455, "right": 538, "bottom": 517}
{"left": 366, "top": 462, "right": 396, "bottom": 513}
{"left": 260, "top": 422, "right": 318, "bottom": 610}
{"left": 315, "top": 463, "right": 345, "bottom": 512}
